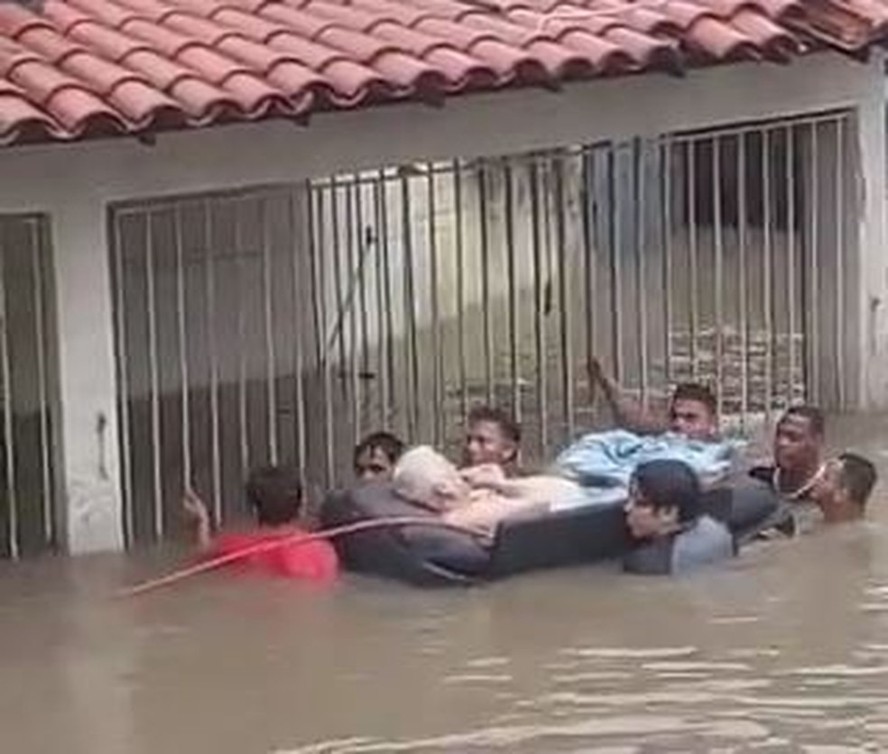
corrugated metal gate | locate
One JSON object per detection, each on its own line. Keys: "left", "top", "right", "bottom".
{"left": 0, "top": 215, "right": 60, "bottom": 559}
{"left": 109, "top": 111, "right": 856, "bottom": 544}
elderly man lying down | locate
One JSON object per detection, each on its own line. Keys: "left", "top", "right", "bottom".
{"left": 393, "top": 446, "right": 583, "bottom": 541}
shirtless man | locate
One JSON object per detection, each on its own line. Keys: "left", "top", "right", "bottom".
{"left": 463, "top": 405, "right": 522, "bottom": 475}
{"left": 810, "top": 452, "right": 877, "bottom": 524}
{"left": 588, "top": 358, "right": 719, "bottom": 442}
{"left": 394, "top": 446, "right": 578, "bottom": 541}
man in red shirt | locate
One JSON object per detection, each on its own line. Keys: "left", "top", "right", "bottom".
{"left": 182, "top": 466, "right": 338, "bottom": 583}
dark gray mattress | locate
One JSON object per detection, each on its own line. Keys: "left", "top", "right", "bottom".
{"left": 320, "top": 480, "right": 780, "bottom": 586}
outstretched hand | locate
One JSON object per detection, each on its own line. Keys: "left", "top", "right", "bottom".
{"left": 182, "top": 487, "right": 210, "bottom": 526}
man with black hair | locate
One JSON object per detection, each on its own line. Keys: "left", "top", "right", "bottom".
{"left": 463, "top": 405, "right": 522, "bottom": 475}
{"left": 182, "top": 465, "right": 338, "bottom": 582}
{"left": 811, "top": 452, "right": 878, "bottom": 524}
{"left": 622, "top": 459, "right": 735, "bottom": 575}
{"left": 749, "top": 406, "right": 826, "bottom": 500}
{"left": 354, "top": 431, "right": 405, "bottom": 484}
{"left": 588, "top": 358, "right": 720, "bottom": 442}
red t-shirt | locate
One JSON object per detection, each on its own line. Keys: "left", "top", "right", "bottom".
{"left": 205, "top": 527, "right": 339, "bottom": 582}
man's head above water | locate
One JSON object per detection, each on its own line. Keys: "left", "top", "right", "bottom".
{"left": 811, "top": 452, "right": 877, "bottom": 523}
{"left": 463, "top": 405, "right": 521, "bottom": 470}
{"left": 774, "top": 405, "right": 825, "bottom": 478}
{"left": 668, "top": 383, "right": 718, "bottom": 442}
{"left": 393, "top": 446, "right": 470, "bottom": 512}
{"left": 354, "top": 431, "right": 405, "bottom": 483}
{"left": 625, "top": 459, "right": 702, "bottom": 540}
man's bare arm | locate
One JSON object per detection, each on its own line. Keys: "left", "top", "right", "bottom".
{"left": 588, "top": 358, "right": 668, "bottom": 435}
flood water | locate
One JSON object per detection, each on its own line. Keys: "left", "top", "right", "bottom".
{"left": 3, "top": 415, "right": 888, "bottom": 753}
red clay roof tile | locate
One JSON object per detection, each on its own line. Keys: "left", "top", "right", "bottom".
{"left": 0, "top": 0, "right": 885, "bottom": 147}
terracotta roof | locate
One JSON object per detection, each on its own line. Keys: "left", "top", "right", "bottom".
{"left": 0, "top": 0, "right": 884, "bottom": 146}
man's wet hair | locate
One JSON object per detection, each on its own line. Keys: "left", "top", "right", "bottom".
{"left": 781, "top": 405, "right": 826, "bottom": 437}
{"left": 632, "top": 459, "right": 702, "bottom": 524}
{"left": 837, "top": 452, "right": 877, "bottom": 509}
{"left": 245, "top": 465, "right": 303, "bottom": 526}
{"left": 354, "top": 431, "right": 405, "bottom": 468}
{"left": 467, "top": 405, "right": 522, "bottom": 446}
{"left": 671, "top": 383, "right": 717, "bottom": 417}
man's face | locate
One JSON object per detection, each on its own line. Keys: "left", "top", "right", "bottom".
{"left": 774, "top": 415, "right": 821, "bottom": 474}
{"left": 810, "top": 458, "right": 842, "bottom": 507}
{"left": 624, "top": 496, "right": 677, "bottom": 540}
{"left": 355, "top": 447, "right": 395, "bottom": 484}
{"left": 669, "top": 399, "right": 717, "bottom": 441}
{"left": 464, "top": 420, "right": 516, "bottom": 468}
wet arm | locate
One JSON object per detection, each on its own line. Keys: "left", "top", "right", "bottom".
{"left": 592, "top": 364, "right": 668, "bottom": 436}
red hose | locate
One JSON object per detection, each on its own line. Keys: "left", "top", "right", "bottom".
{"left": 116, "top": 516, "right": 486, "bottom": 598}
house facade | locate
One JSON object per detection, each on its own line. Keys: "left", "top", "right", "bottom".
{"left": 0, "top": 0, "right": 886, "bottom": 557}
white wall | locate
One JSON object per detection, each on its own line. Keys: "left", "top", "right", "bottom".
{"left": 0, "top": 51, "right": 884, "bottom": 553}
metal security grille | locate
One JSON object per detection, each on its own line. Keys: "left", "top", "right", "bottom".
{"left": 0, "top": 215, "right": 60, "bottom": 559}
{"left": 110, "top": 111, "right": 855, "bottom": 544}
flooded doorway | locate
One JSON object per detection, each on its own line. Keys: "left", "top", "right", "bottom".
{"left": 0, "top": 215, "right": 61, "bottom": 559}
{"left": 109, "top": 111, "right": 856, "bottom": 544}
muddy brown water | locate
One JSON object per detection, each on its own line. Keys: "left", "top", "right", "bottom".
{"left": 3, "top": 414, "right": 888, "bottom": 753}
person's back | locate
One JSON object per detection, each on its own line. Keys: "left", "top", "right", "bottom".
{"left": 183, "top": 465, "right": 338, "bottom": 583}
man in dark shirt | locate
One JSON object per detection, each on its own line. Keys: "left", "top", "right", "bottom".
{"left": 748, "top": 405, "right": 826, "bottom": 536}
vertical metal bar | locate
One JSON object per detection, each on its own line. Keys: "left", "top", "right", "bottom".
{"left": 345, "top": 180, "right": 360, "bottom": 445}
{"left": 504, "top": 161, "right": 521, "bottom": 422}
{"left": 834, "top": 117, "right": 846, "bottom": 408}
{"left": 737, "top": 134, "right": 750, "bottom": 427}
{"left": 478, "top": 166, "right": 494, "bottom": 405}
{"left": 144, "top": 213, "right": 163, "bottom": 540}
{"left": 583, "top": 149, "right": 597, "bottom": 400}
{"left": 374, "top": 173, "right": 391, "bottom": 426}
{"left": 427, "top": 166, "right": 444, "bottom": 445}
{"left": 330, "top": 179, "right": 347, "bottom": 391}
{"left": 174, "top": 206, "right": 192, "bottom": 488}
{"left": 808, "top": 121, "right": 820, "bottom": 404}
{"left": 29, "top": 221, "right": 54, "bottom": 546}
{"left": 0, "top": 234, "right": 17, "bottom": 558}
{"left": 713, "top": 136, "right": 724, "bottom": 419}
{"left": 288, "top": 191, "right": 307, "bottom": 483}
{"left": 661, "top": 139, "right": 674, "bottom": 387}
{"left": 260, "top": 196, "right": 279, "bottom": 466}
{"left": 234, "top": 203, "right": 250, "bottom": 482}
{"left": 687, "top": 141, "right": 699, "bottom": 382}
{"left": 355, "top": 180, "right": 369, "bottom": 441}
{"left": 762, "top": 129, "right": 775, "bottom": 421}
{"left": 786, "top": 126, "right": 797, "bottom": 408}
{"left": 531, "top": 160, "right": 548, "bottom": 451}
{"left": 400, "top": 172, "right": 419, "bottom": 438}
{"left": 634, "top": 138, "right": 649, "bottom": 408}
{"left": 555, "top": 155, "right": 574, "bottom": 439}
{"left": 111, "top": 215, "right": 133, "bottom": 546}
{"left": 309, "top": 183, "right": 335, "bottom": 486}
{"left": 609, "top": 145, "right": 623, "bottom": 382}
{"left": 204, "top": 202, "right": 222, "bottom": 525}
{"left": 454, "top": 162, "right": 468, "bottom": 421}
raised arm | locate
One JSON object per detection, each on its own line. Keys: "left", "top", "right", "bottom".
{"left": 182, "top": 487, "right": 213, "bottom": 553}
{"left": 588, "top": 357, "right": 668, "bottom": 436}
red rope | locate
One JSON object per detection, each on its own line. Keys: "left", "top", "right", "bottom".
{"left": 116, "top": 516, "right": 486, "bottom": 598}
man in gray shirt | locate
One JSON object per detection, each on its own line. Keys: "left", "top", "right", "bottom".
{"left": 623, "top": 459, "right": 735, "bottom": 575}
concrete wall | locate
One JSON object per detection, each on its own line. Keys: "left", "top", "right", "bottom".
{"left": 0, "top": 51, "right": 884, "bottom": 554}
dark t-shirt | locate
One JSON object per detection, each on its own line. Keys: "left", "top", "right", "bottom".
{"left": 746, "top": 465, "right": 821, "bottom": 536}
{"left": 623, "top": 516, "right": 735, "bottom": 575}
